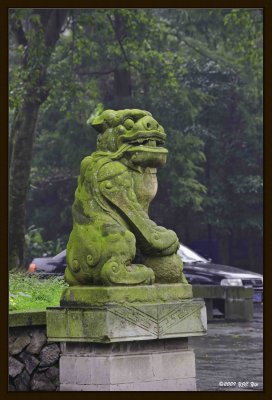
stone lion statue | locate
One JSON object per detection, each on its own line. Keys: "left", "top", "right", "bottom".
{"left": 65, "top": 109, "right": 188, "bottom": 286}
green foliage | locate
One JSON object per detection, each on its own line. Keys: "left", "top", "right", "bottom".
{"left": 9, "top": 8, "right": 263, "bottom": 269}
{"left": 162, "top": 130, "right": 207, "bottom": 211}
{"left": 25, "top": 226, "right": 65, "bottom": 261}
{"left": 9, "top": 271, "right": 68, "bottom": 311}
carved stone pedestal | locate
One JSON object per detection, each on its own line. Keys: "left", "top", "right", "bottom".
{"left": 46, "top": 284, "right": 207, "bottom": 391}
{"left": 58, "top": 339, "right": 196, "bottom": 391}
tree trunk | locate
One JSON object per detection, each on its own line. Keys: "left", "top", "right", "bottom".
{"left": 8, "top": 9, "right": 68, "bottom": 269}
{"left": 114, "top": 67, "right": 132, "bottom": 108}
{"left": 9, "top": 101, "right": 40, "bottom": 269}
{"left": 219, "top": 233, "right": 230, "bottom": 265}
{"left": 207, "top": 223, "right": 213, "bottom": 259}
{"left": 228, "top": 228, "right": 233, "bottom": 265}
{"left": 9, "top": 107, "right": 19, "bottom": 171}
{"left": 108, "top": 11, "right": 133, "bottom": 109}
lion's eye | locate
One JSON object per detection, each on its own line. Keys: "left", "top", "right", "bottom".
{"left": 123, "top": 119, "right": 134, "bottom": 130}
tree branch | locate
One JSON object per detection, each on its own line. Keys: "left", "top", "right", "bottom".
{"left": 33, "top": 9, "right": 68, "bottom": 48}
{"left": 178, "top": 32, "right": 236, "bottom": 70}
{"left": 77, "top": 68, "right": 115, "bottom": 77}
{"left": 31, "top": 174, "right": 78, "bottom": 187}
{"left": 9, "top": 11, "right": 28, "bottom": 47}
{"left": 60, "top": 15, "right": 73, "bottom": 34}
{"left": 106, "top": 13, "right": 142, "bottom": 74}
{"left": 107, "top": 14, "right": 131, "bottom": 66}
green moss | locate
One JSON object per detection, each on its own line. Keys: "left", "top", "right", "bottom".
{"left": 9, "top": 310, "right": 46, "bottom": 327}
{"left": 65, "top": 109, "right": 188, "bottom": 286}
{"left": 60, "top": 284, "right": 192, "bottom": 307}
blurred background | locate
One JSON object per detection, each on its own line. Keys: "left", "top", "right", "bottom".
{"left": 9, "top": 8, "right": 263, "bottom": 273}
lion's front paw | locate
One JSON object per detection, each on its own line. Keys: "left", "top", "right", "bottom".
{"left": 100, "top": 259, "right": 155, "bottom": 286}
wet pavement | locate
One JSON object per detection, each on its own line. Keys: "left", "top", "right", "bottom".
{"left": 189, "top": 303, "right": 263, "bottom": 391}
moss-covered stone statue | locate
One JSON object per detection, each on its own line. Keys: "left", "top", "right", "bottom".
{"left": 65, "top": 109, "right": 188, "bottom": 286}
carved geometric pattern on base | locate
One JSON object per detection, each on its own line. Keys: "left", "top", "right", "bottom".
{"left": 108, "top": 302, "right": 204, "bottom": 337}
{"left": 109, "top": 305, "right": 158, "bottom": 336}
{"left": 158, "top": 303, "right": 203, "bottom": 335}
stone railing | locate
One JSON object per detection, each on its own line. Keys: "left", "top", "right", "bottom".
{"left": 192, "top": 285, "right": 254, "bottom": 321}
{"left": 9, "top": 310, "right": 60, "bottom": 391}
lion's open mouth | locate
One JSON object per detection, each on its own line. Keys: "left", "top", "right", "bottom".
{"left": 119, "top": 130, "right": 167, "bottom": 153}
{"left": 130, "top": 138, "right": 165, "bottom": 147}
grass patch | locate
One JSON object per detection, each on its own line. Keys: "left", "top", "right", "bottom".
{"left": 9, "top": 271, "right": 68, "bottom": 311}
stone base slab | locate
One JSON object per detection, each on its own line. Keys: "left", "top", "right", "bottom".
{"left": 60, "top": 283, "right": 193, "bottom": 307}
{"left": 59, "top": 339, "right": 196, "bottom": 391}
{"left": 47, "top": 299, "right": 206, "bottom": 342}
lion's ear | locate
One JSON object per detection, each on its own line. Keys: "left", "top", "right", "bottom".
{"left": 87, "top": 109, "right": 116, "bottom": 133}
{"left": 87, "top": 115, "right": 104, "bottom": 133}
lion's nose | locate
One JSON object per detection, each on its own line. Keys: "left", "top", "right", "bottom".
{"left": 142, "top": 116, "right": 159, "bottom": 130}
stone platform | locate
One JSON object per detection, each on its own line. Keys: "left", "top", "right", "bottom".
{"left": 46, "top": 284, "right": 207, "bottom": 391}
{"left": 47, "top": 284, "right": 206, "bottom": 342}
